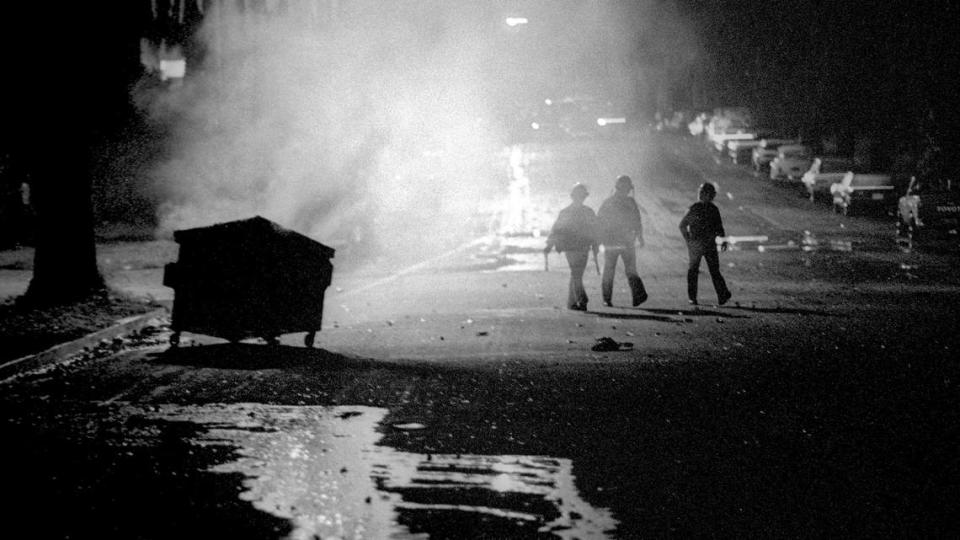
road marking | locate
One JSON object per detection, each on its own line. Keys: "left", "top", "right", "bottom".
{"left": 338, "top": 236, "right": 492, "bottom": 297}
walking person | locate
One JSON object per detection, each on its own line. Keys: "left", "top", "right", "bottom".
{"left": 679, "top": 182, "right": 732, "bottom": 306}
{"left": 597, "top": 175, "right": 647, "bottom": 307}
{"left": 544, "top": 183, "right": 599, "bottom": 311}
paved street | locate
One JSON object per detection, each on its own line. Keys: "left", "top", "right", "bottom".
{"left": 2, "top": 131, "right": 958, "bottom": 538}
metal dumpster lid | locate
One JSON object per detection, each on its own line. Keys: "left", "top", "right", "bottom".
{"left": 172, "top": 216, "right": 335, "bottom": 258}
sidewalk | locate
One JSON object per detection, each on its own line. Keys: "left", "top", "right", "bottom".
{"left": 0, "top": 242, "right": 175, "bottom": 379}
{"left": 1, "top": 241, "right": 176, "bottom": 303}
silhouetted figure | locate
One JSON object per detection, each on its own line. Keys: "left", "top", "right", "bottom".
{"left": 801, "top": 157, "right": 822, "bottom": 201}
{"left": 597, "top": 175, "right": 647, "bottom": 307}
{"left": 544, "top": 183, "right": 599, "bottom": 311}
{"left": 830, "top": 170, "right": 855, "bottom": 215}
{"left": 679, "top": 182, "right": 731, "bottom": 306}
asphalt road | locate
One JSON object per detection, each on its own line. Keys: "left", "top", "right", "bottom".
{"left": 2, "top": 130, "right": 958, "bottom": 539}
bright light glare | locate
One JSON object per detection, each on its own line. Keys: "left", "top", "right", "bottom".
{"left": 505, "top": 17, "right": 528, "bottom": 27}
{"left": 597, "top": 117, "right": 626, "bottom": 126}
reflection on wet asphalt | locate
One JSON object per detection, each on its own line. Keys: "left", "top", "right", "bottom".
{"left": 132, "top": 404, "right": 617, "bottom": 539}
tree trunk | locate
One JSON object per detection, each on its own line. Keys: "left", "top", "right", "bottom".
{"left": 22, "top": 141, "right": 105, "bottom": 304}
{"left": 2, "top": 3, "right": 137, "bottom": 304}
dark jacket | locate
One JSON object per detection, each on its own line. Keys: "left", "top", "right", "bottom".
{"left": 679, "top": 201, "right": 725, "bottom": 246}
{"left": 597, "top": 194, "right": 643, "bottom": 248}
{"left": 548, "top": 203, "right": 598, "bottom": 253}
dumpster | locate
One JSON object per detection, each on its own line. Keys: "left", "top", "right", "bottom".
{"left": 163, "top": 216, "right": 335, "bottom": 347}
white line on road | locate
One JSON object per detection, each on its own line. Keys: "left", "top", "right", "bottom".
{"left": 337, "top": 236, "right": 492, "bottom": 298}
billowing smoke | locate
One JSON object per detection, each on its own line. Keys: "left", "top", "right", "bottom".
{"left": 137, "top": 0, "right": 702, "bottom": 266}
{"left": 144, "top": 1, "right": 499, "bottom": 263}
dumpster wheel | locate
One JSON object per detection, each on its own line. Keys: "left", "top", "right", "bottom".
{"left": 265, "top": 335, "right": 280, "bottom": 347}
{"left": 169, "top": 331, "right": 181, "bottom": 348}
{"left": 304, "top": 331, "right": 317, "bottom": 348}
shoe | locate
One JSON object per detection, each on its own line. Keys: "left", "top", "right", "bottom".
{"left": 632, "top": 294, "right": 648, "bottom": 307}
{"left": 569, "top": 304, "right": 587, "bottom": 311}
{"left": 688, "top": 299, "right": 698, "bottom": 306}
{"left": 602, "top": 301, "right": 613, "bottom": 307}
{"left": 718, "top": 291, "right": 732, "bottom": 306}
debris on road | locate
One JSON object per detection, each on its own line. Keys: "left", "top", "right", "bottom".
{"left": 591, "top": 337, "right": 634, "bottom": 352}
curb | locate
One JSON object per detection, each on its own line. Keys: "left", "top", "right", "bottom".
{"left": 0, "top": 307, "right": 169, "bottom": 382}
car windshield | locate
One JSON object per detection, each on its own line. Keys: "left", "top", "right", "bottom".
{"left": 784, "top": 151, "right": 810, "bottom": 160}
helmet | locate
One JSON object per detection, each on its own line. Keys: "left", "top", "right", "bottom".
{"left": 615, "top": 175, "right": 633, "bottom": 191}
{"left": 699, "top": 182, "right": 717, "bottom": 196}
{"left": 571, "top": 183, "right": 589, "bottom": 198}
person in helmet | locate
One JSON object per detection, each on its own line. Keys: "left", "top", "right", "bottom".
{"left": 544, "top": 183, "right": 599, "bottom": 311}
{"left": 597, "top": 174, "right": 648, "bottom": 307}
{"left": 679, "top": 182, "right": 731, "bottom": 306}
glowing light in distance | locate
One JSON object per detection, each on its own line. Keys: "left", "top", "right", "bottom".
{"left": 505, "top": 17, "right": 528, "bottom": 27}
{"left": 597, "top": 117, "right": 626, "bottom": 126}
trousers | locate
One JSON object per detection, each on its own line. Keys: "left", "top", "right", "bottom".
{"left": 686, "top": 242, "right": 729, "bottom": 302}
{"left": 601, "top": 246, "right": 647, "bottom": 305}
{"left": 565, "top": 250, "right": 589, "bottom": 309}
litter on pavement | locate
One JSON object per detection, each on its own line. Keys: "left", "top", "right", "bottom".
{"left": 591, "top": 337, "right": 634, "bottom": 352}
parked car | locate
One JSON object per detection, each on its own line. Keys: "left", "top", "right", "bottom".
{"left": 828, "top": 172, "right": 897, "bottom": 215}
{"left": 897, "top": 176, "right": 960, "bottom": 240}
{"left": 726, "top": 130, "right": 779, "bottom": 164}
{"left": 704, "top": 106, "right": 753, "bottom": 150}
{"left": 726, "top": 138, "right": 759, "bottom": 164}
{"left": 799, "top": 156, "right": 858, "bottom": 200}
{"left": 709, "top": 107, "right": 753, "bottom": 130}
{"left": 710, "top": 126, "right": 754, "bottom": 153}
{"left": 769, "top": 144, "right": 813, "bottom": 181}
{"left": 752, "top": 138, "right": 799, "bottom": 172}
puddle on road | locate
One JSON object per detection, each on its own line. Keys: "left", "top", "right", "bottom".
{"left": 133, "top": 404, "right": 618, "bottom": 539}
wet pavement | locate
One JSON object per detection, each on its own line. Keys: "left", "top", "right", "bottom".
{"left": 4, "top": 292, "right": 958, "bottom": 538}
{"left": 2, "top": 131, "right": 959, "bottom": 538}
{"left": 107, "top": 404, "right": 615, "bottom": 539}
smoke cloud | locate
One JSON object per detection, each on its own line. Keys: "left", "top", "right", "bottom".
{"left": 138, "top": 0, "right": 702, "bottom": 266}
